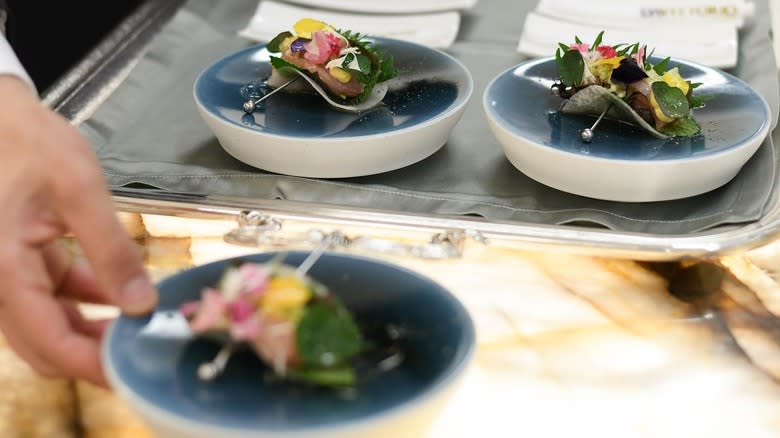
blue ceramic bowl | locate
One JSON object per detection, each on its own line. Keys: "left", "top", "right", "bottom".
{"left": 102, "top": 251, "right": 475, "bottom": 438}
{"left": 483, "top": 57, "right": 771, "bottom": 202}
{"left": 194, "top": 37, "right": 472, "bottom": 178}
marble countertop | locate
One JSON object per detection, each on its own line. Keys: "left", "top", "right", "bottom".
{"left": 1, "top": 211, "right": 779, "bottom": 437}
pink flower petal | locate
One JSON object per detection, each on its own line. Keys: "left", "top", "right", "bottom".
{"left": 635, "top": 45, "right": 646, "bottom": 65}
{"left": 179, "top": 301, "right": 200, "bottom": 318}
{"left": 304, "top": 30, "right": 335, "bottom": 64}
{"left": 189, "top": 288, "right": 228, "bottom": 333}
{"left": 238, "top": 263, "right": 269, "bottom": 298}
{"left": 249, "top": 313, "right": 298, "bottom": 374}
{"left": 230, "top": 315, "right": 261, "bottom": 341}
{"left": 325, "top": 31, "right": 346, "bottom": 53}
{"left": 229, "top": 298, "right": 255, "bottom": 323}
{"left": 596, "top": 45, "right": 616, "bottom": 59}
{"left": 569, "top": 43, "right": 590, "bottom": 55}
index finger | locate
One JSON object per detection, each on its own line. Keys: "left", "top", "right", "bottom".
{"left": 50, "top": 118, "right": 157, "bottom": 315}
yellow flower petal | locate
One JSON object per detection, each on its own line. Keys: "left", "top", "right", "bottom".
{"left": 278, "top": 36, "right": 296, "bottom": 52}
{"left": 589, "top": 56, "right": 623, "bottom": 85}
{"left": 661, "top": 67, "right": 690, "bottom": 96}
{"left": 329, "top": 67, "right": 352, "bottom": 83}
{"left": 649, "top": 90, "right": 675, "bottom": 124}
{"left": 293, "top": 18, "right": 329, "bottom": 39}
{"left": 260, "top": 275, "right": 312, "bottom": 319}
{"left": 591, "top": 56, "right": 623, "bottom": 69}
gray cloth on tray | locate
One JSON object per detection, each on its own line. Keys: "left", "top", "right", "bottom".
{"left": 79, "top": 0, "right": 780, "bottom": 235}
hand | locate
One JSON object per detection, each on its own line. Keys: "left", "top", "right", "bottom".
{"left": 0, "top": 75, "right": 158, "bottom": 388}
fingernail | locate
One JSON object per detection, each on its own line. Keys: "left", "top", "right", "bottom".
{"left": 120, "top": 275, "right": 158, "bottom": 315}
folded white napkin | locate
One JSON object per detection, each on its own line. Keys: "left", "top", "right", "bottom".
{"left": 517, "top": 11, "right": 739, "bottom": 68}
{"left": 239, "top": 0, "right": 461, "bottom": 49}
{"left": 772, "top": 0, "right": 780, "bottom": 69}
{"left": 275, "top": 0, "right": 478, "bottom": 14}
{"left": 536, "top": 0, "right": 755, "bottom": 29}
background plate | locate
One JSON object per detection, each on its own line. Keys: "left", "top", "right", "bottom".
{"left": 483, "top": 57, "right": 771, "bottom": 202}
{"left": 194, "top": 37, "right": 472, "bottom": 177}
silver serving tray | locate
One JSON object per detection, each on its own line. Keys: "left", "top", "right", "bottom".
{"left": 49, "top": 0, "right": 780, "bottom": 261}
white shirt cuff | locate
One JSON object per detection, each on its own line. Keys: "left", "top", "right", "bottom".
{"left": 0, "top": 34, "right": 37, "bottom": 94}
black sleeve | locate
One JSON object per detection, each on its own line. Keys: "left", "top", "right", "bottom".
{"left": 4, "top": 0, "right": 144, "bottom": 91}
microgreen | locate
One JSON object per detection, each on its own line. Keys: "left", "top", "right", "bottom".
{"left": 296, "top": 299, "right": 362, "bottom": 370}
{"left": 556, "top": 49, "right": 585, "bottom": 87}
{"left": 590, "top": 30, "right": 604, "bottom": 51}
{"left": 658, "top": 117, "right": 701, "bottom": 137}
{"left": 652, "top": 57, "right": 671, "bottom": 75}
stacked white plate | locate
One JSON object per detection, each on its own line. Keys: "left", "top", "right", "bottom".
{"left": 517, "top": 0, "right": 757, "bottom": 68}
{"left": 239, "top": 0, "right": 479, "bottom": 49}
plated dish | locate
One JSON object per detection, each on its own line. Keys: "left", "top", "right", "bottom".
{"left": 194, "top": 34, "right": 472, "bottom": 178}
{"left": 261, "top": 18, "right": 397, "bottom": 109}
{"left": 551, "top": 32, "right": 709, "bottom": 140}
{"left": 179, "top": 257, "right": 363, "bottom": 387}
{"left": 483, "top": 54, "right": 771, "bottom": 202}
{"left": 102, "top": 251, "right": 475, "bottom": 438}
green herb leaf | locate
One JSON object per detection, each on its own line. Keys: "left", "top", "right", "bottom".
{"left": 377, "top": 52, "right": 397, "bottom": 83}
{"left": 558, "top": 49, "right": 585, "bottom": 87}
{"left": 355, "top": 54, "right": 371, "bottom": 75}
{"left": 658, "top": 117, "right": 701, "bottom": 137}
{"left": 266, "top": 31, "right": 293, "bottom": 53}
{"left": 296, "top": 300, "right": 362, "bottom": 369}
{"left": 651, "top": 81, "right": 690, "bottom": 119}
{"left": 618, "top": 42, "right": 639, "bottom": 57}
{"left": 652, "top": 57, "right": 671, "bottom": 75}
{"left": 341, "top": 52, "right": 355, "bottom": 69}
{"left": 688, "top": 93, "right": 714, "bottom": 109}
{"left": 329, "top": 31, "right": 398, "bottom": 103}
{"left": 590, "top": 30, "right": 604, "bottom": 50}
{"left": 288, "top": 366, "right": 356, "bottom": 387}
{"left": 575, "top": 35, "right": 583, "bottom": 44}
{"left": 558, "top": 43, "right": 570, "bottom": 53}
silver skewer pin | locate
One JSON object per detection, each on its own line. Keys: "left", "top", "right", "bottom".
{"left": 198, "top": 342, "right": 235, "bottom": 381}
{"left": 580, "top": 103, "right": 613, "bottom": 142}
{"left": 295, "top": 232, "right": 342, "bottom": 277}
{"left": 242, "top": 77, "right": 300, "bottom": 114}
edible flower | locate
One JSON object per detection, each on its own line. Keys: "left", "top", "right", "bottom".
{"left": 265, "top": 18, "right": 397, "bottom": 103}
{"left": 180, "top": 260, "right": 364, "bottom": 387}
{"left": 554, "top": 31, "right": 712, "bottom": 138}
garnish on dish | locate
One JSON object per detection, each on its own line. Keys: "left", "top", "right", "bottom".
{"left": 551, "top": 31, "right": 712, "bottom": 140}
{"left": 265, "top": 18, "right": 397, "bottom": 106}
{"left": 179, "top": 258, "right": 363, "bottom": 387}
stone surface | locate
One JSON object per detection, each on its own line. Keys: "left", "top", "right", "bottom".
{"left": 3, "top": 212, "right": 780, "bottom": 437}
